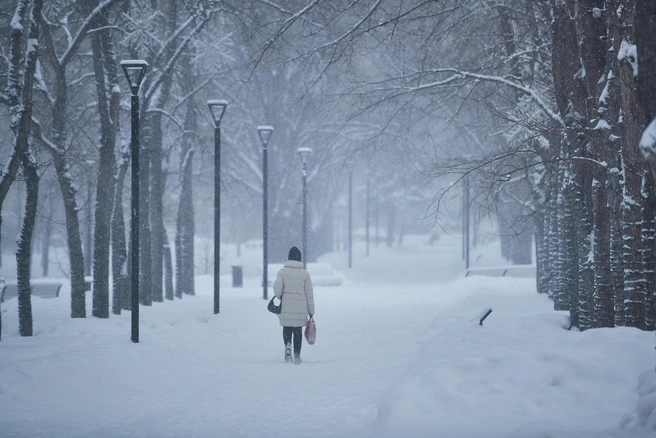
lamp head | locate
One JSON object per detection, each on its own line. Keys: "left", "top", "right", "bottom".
{"left": 207, "top": 100, "right": 228, "bottom": 127}
{"left": 120, "top": 60, "right": 148, "bottom": 94}
{"left": 257, "top": 126, "right": 274, "bottom": 146}
{"left": 297, "top": 147, "right": 313, "bottom": 165}
{"left": 345, "top": 157, "right": 356, "bottom": 172}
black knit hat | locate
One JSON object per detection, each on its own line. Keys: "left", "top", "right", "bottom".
{"left": 288, "top": 246, "right": 302, "bottom": 262}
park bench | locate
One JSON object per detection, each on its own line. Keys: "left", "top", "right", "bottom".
{"left": 266, "top": 262, "right": 343, "bottom": 287}
{"left": 0, "top": 281, "right": 63, "bottom": 303}
{"left": 465, "top": 265, "right": 536, "bottom": 279}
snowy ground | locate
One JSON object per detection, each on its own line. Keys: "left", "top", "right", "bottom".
{"left": 0, "top": 235, "right": 654, "bottom": 438}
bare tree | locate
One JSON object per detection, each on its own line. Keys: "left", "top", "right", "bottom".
{"left": 0, "top": 0, "right": 45, "bottom": 336}
{"left": 83, "top": 1, "right": 122, "bottom": 317}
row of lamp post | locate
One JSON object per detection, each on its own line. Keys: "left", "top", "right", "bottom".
{"left": 121, "top": 59, "right": 315, "bottom": 342}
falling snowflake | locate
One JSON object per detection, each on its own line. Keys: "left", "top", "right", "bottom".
{"left": 191, "top": 27, "right": 235, "bottom": 72}
{"left": 120, "top": 5, "right": 163, "bottom": 58}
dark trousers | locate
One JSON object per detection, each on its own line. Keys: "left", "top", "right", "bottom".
{"left": 283, "top": 327, "right": 302, "bottom": 354}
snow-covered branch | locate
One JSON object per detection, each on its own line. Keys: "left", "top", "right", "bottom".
{"left": 30, "top": 116, "right": 58, "bottom": 152}
{"left": 144, "top": 11, "right": 216, "bottom": 103}
{"left": 58, "top": 0, "right": 120, "bottom": 67}
{"left": 250, "top": 0, "right": 322, "bottom": 75}
{"left": 425, "top": 68, "right": 563, "bottom": 127}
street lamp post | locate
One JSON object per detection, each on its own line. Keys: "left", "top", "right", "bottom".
{"left": 344, "top": 159, "right": 354, "bottom": 268}
{"left": 258, "top": 126, "right": 274, "bottom": 300}
{"left": 121, "top": 59, "right": 148, "bottom": 344}
{"left": 464, "top": 173, "right": 471, "bottom": 271}
{"left": 348, "top": 168, "right": 353, "bottom": 269}
{"left": 297, "top": 147, "right": 312, "bottom": 266}
{"left": 208, "top": 100, "right": 228, "bottom": 315}
{"left": 366, "top": 172, "right": 370, "bottom": 257}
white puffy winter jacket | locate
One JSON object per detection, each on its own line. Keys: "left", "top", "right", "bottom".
{"left": 273, "top": 260, "right": 315, "bottom": 327}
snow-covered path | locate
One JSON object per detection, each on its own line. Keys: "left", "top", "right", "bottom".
{"left": 1, "top": 236, "right": 654, "bottom": 438}
{"left": 0, "top": 237, "right": 463, "bottom": 438}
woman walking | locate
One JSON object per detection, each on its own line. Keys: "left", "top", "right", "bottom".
{"left": 273, "top": 246, "right": 315, "bottom": 364}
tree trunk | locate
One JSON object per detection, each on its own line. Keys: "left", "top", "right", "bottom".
{"left": 574, "top": 162, "right": 595, "bottom": 331}
{"left": 563, "top": 171, "right": 580, "bottom": 328}
{"left": 617, "top": 2, "right": 647, "bottom": 329}
{"left": 39, "top": 3, "right": 89, "bottom": 319}
{"left": 51, "top": 150, "right": 86, "bottom": 318}
{"left": 147, "top": 0, "right": 180, "bottom": 303}
{"left": 41, "top": 214, "right": 51, "bottom": 277}
{"left": 551, "top": 165, "right": 568, "bottom": 311}
{"left": 112, "top": 155, "right": 130, "bottom": 312}
{"left": 386, "top": 205, "right": 396, "bottom": 248}
{"left": 88, "top": 5, "right": 120, "bottom": 318}
{"left": 164, "top": 233, "right": 174, "bottom": 301}
{"left": 2, "top": 0, "right": 44, "bottom": 338}
{"left": 16, "top": 151, "right": 39, "bottom": 337}
{"left": 175, "top": 44, "right": 197, "bottom": 298}
{"left": 534, "top": 208, "right": 546, "bottom": 294}
{"left": 610, "top": 142, "right": 625, "bottom": 325}
{"left": 593, "top": 172, "right": 614, "bottom": 327}
{"left": 149, "top": 115, "right": 165, "bottom": 303}
{"left": 176, "top": 147, "right": 195, "bottom": 297}
{"left": 85, "top": 181, "right": 93, "bottom": 278}
{"left": 139, "top": 117, "right": 153, "bottom": 306}
{"left": 0, "top": 0, "right": 35, "bottom": 209}
{"left": 510, "top": 222, "right": 533, "bottom": 265}
{"left": 642, "top": 179, "right": 656, "bottom": 330}
{"left": 636, "top": 1, "right": 656, "bottom": 182}
{"left": 535, "top": 158, "right": 557, "bottom": 297}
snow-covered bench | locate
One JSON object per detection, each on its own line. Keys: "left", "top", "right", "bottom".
{"left": 266, "top": 262, "right": 343, "bottom": 286}
{"left": 0, "top": 281, "right": 63, "bottom": 302}
{"left": 465, "top": 265, "right": 536, "bottom": 278}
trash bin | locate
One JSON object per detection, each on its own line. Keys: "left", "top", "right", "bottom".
{"left": 231, "top": 266, "right": 243, "bottom": 288}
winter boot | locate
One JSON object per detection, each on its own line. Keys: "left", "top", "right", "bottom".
{"left": 285, "top": 343, "right": 292, "bottom": 363}
{"left": 294, "top": 352, "right": 302, "bottom": 364}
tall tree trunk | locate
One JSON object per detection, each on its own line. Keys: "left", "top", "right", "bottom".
{"left": 636, "top": 1, "right": 656, "bottom": 181}
{"left": 593, "top": 172, "right": 614, "bottom": 327}
{"left": 88, "top": 5, "right": 120, "bottom": 318}
{"left": 112, "top": 154, "right": 130, "bottom": 312}
{"left": 150, "top": 0, "right": 180, "bottom": 302}
{"left": 176, "top": 147, "right": 195, "bottom": 297}
{"left": 41, "top": 211, "right": 51, "bottom": 277}
{"left": 575, "top": 163, "right": 594, "bottom": 331}
{"left": 149, "top": 116, "right": 165, "bottom": 303}
{"left": 563, "top": 171, "right": 580, "bottom": 328}
{"left": 611, "top": 153, "right": 625, "bottom": 325}
{"left": 386, "top": 204, "right": 396, "bottom": 248}
{"left": 164, "top": 233, "right": 174, "bottom": 301}
{"left": 552, "top": 0, "right": 597, "bottom": 329}
{"left": 642, "top": 178, "right": 656, "bottom": 330}
{"left": 0, "top": 0, "right": 36, "bottom": 210}
{"left": 51, "top": 150, "right": 86, "bottom": 318}
{"left": 510, "top": 221, "right": 533, "bottom": 265}
{"left": 551, "top": 164, "right": 568, "bottom": 311}
{"left": 2, "top": 0, "right": 44, "bottom": 337}
{"left": 84, "top": 181, "right": 93, "bottom": 278}
{"left": 534, "top": 207, "right": 547, "bottom": 294}
{"left": 138, "top": 111, "right": 153, "bottom": 306}
{"left": 175, "top": 44, "right": 197, "bottom": 298}
{"left": 16, "top": 150, "right": 39, "bottom": 337}
{"left": 39, "top": 4, "right": 89, "bottom": 319}
{"left": 617, "top": 1, "right": 647, "bottom": 329}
